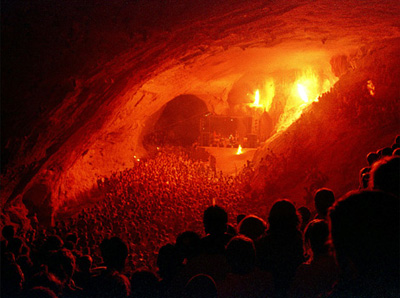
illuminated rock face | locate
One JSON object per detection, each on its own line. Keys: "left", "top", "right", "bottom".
{"left": 1, "top": 0, "right": 400, "bottom": 222}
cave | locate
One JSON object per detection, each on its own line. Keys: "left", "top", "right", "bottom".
{"left": 1, "top": 1, "right": 399, "bottom": 227}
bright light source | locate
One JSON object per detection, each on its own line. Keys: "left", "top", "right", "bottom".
{"left": 297, "top": 84, "right": 308, "bottom": 103}
{"left": 236, "top": 144, "right": 243, "bottom": 155}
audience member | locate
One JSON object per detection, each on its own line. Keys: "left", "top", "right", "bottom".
{"left": 329, "top": 190, "right": 399, "bottom": 298}
{"left": 313, "top": 188, "right": 335, "bottom": 220}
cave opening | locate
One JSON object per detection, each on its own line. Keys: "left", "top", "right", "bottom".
{"left": 144, "top": 94, "right": 209, "bottom": 147}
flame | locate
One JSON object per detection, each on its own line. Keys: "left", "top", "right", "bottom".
{"left": 248, "top": 79, "right": 275, "bottom": 111}
{"left": 275, "top": 68, "right": 336, "bottom": 132}
{"left": 250, "top": 90, "right": 263, "bottom": 107}
{"left": 236, "top": 144, "right": 243, "bottom": 155}
{"left": 297, "top": 84, "right": 308, "bottom": 103}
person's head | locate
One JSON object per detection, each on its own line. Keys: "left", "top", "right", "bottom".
{"left": 237, "top": 215, "right": 266, "bottom": 241}
{"left": 77, "top": 255, "right": 92, "bottom": 273}
{"left": 268, "top": 199, "right": 299, "bottom": 231}
{"left": 130, "top": 269, "right": 159, "bottom": 298}
{"left": 2, "top": 225, "right": 15, "bottom": 240}
{"left": 184, "top": 274, "right": 217, "bottom": 298}
{"left": 44, "top": 235, "right": 64, "bottom": 251}
{"left": 47, "top": 248, "right": 76, "bottom": 283}
{"left": 366, "top": 152, "right": 379, "bottom": 166}
{"left": 314, "top": 188, "right": 335, "bottom": 219}
{"left": 100, "top": 237, "right": 128, "bottom": 272}
{"left": 156, "top": 244, "right": 182, "bottom": 280}
{"left": 225, "top": 235, "right": 255, "bottom": 275}
{"left": 297, "top": 206, "right": 311, "bottom": 230}
{"left": 381, "top": 147, "right": 393, "bottom": 157}
{"left": 203, "top": 205, "right": 228, "bottom": 235}
{"left": 304, "top": 219, "right": 330, "bottom": 257}
{"left": 369, "top": 156, "right": 400, "bottom": 197}
{"left": 65, "top": 233, "right": 78, "bottom": 245}
{"left": 359, "top": 167, "right": 371, "bottom": 189}
{"left": 176, "top": 231, "right": 201, "bottom": 261}
{"left": 329, "top": 190, "right": 399, "bottom": 281}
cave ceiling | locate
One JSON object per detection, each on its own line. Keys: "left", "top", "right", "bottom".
{"left": 1, "top": 0, "right": 400, "bottom": 211}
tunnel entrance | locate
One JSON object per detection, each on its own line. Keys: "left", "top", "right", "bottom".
{"left": 144, "top": 95, "right": 208, "bottom": 147}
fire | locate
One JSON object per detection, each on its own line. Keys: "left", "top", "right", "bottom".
{"left": 250, "top": 90, "right": 263, "bottom": 108}
{"left": 297, "top": 83, "right": 308, "bottom": 103}
{"left": 236, "top": 144, "right": 243, "bottom": 155}
{"left": 275, "top": 68, "right": 336, "bottom": 132}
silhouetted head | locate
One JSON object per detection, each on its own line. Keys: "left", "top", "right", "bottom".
{"left": 314, "top": 188, "right": 335, "bottom": 219}
{"left": 130, "top": 269, "right": 159, "bottom": 298}
{"left": 226, "top": 235, "right": 256, "bottom": 275}
{"left": 2, "top": 225, "right": 15, "bottom": 240}
{"left": 44, "top": 235, "right": 64, "bottom": 251}
{"left": 65, "top": 233, "right": 78, "bottom": 245}
{"left": 100, "top": 237, "right": 128, "bottom": 272}
{"left": 156, "top": 244, "right": 182, "bottom": 280}
{"left": 237, "top": 215, "right": 266, "bottom": 241}
{"left": 329, "top": 190, "right": 399, "bottom": 281}
{"left": 381, "top": 147, "right": 393, "bottom": 157}
{"left": 47, "top": 248, "right": 76, "bottom": 283}
{"left": 268, "top": 199, "right": 299, "bottom": 231}
{"left": 369, "top": 156, "right": 400, "bottom": 197}
{"left": 359, "top": 167, "right": 370, "bottom": 189}
{"left": 176, "top": 231, "right": 201, "bottom": 261}
{"left": 366, "top": 152, "right": 379, "bottom": 166}
{"left": 393, "top": 148, "right": 400, "bottom": 156}
{"left": 297, "top": 206, "right": 311, "bottom": 230}
{"left": 77, "top": 255, "right": 92, "bottom": 273}
{"left": 304, "top": 219, "right": 330, "bottom": 257}
{"left": 203, "top": 205, "right": 228, "bottom": 235}
{"left": 184, "top": 274, "right": 217, "bottom": 298}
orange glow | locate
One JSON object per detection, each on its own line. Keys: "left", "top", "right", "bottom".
{"left": 236, "top": 144, "right": 243, "bottom": 155}
{"left": 250, "top": 90, "right": 263, "bottom": 108}
{"left": 275, "top": 68, "right": 336, "bottom": 132}
{"left": 248, "top": 79, "right": 275, "bottom": 111}
{"left": 367, "top": 80, "right": 375, "bottom": 96}
{"left": 297, "top": 83, "right": 308, "bottom": 103}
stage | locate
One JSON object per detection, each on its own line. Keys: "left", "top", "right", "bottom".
{"left": 201, "top": 146, "right": 258, "bottom": 176}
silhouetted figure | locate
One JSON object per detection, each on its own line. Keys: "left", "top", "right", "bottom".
{"left": 297, "top": 207, "right": 311, "bottom": 232}
{"left": 88, "top": 237, "right": 131, "bottom": 298}
{"left": 219, "top": 235, "right": 273, "bottom": 298}
{"left": 237, "top": 215, "right": 267, "bottom": 241}
{"left": 313, "top": 188, "right": 335, "bottom": 220}
{"left": 329, "top": 190, "right": 399, "bottom": 297}
{"left": 257, "top": 199, "right": 305, "bottom": 298}
{"left": 369, "top": 156, "right": 400, "bottom": 197}
{"left": 366, "top": 152, "right": 379, "bottom": 166}
{"left": 359, "top": 167, "right": 370, "bottom": 189}
{"left": 176, "top": 231, "right": 201, "bottom": 263}
{"left": 130, "top": 269, "right": 160, "bottom": 298}
{"left": 73, "top": 255, "right": 94, "bottom": 294}
{"left": 1, "top": 252, "right": 24, "bottom": 298}
{"left": 183, "top": 274, "right": 218, "bottom": 298}
{"left": 157, "top": 244, "right": 183, "bottom": 298}
{"left": 289, "top": 220, "right": 338, "bottom": 298}
{"left": 201, "top": 205, "right": 233, "bottom": 254}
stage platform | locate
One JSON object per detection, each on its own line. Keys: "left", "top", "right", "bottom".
{"left": 201, "top": 147, "right": 258, "bottom": 176}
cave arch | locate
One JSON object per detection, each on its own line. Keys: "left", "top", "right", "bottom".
{"left": 144, "top": 94, "right": 209, "bottom": 147}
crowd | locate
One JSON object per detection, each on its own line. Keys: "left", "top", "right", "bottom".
{"left": 1, "top": 137, "right": 399, "bottom": 298}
